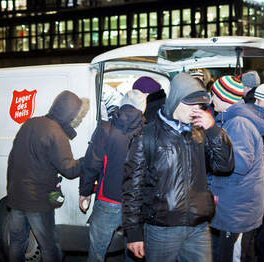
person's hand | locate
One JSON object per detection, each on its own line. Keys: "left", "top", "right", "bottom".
{"left": 127, "top": 241, "right": 145, "bottom": 258}
{"left": 191, "top": 108, "right": 215, "bottom": 130}
{"left": 79, "top": 195, "right": 91, "bottom": 213}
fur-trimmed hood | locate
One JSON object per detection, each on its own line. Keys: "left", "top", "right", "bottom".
{"left": 46, "top": 90, "right": 89, "bottom": 139}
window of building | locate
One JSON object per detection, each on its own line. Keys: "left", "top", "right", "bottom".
{"left": 220, "top": 22, "right": 229, "bottom": 36}
{"left": 171, "top": 10, "right": 180, "bottom": 39}
{"left": 1, "top": 0, "right": 13, "bottom": 11}
{"left": 182, "top": 25, "right": 191, "bottom": 37}
{"left": 103, "top": 17, "right": 109, "bottom": 46}
{"left": 35, "top": 23, "right": 50, "bottom": 49}
{"left": 110, "top": 16, "right": 118, "bottom": 45}
{"left": 195, "top": 7, "right": 206, "bottom": 38}
{"left": 149, "top": 12, "right": 157, "bottom": 41}
{"left": 182, "top": 8, "right": 191, "bottom": 24}
{"left": 243, "top": 6, "right": 249, "bottom": 35}
{"left": 207, "top": 6, "right": 217, "bottom": 22}
{"left": 132, "top": 14, "right": 138, "bottom": 44}
{"left": 162, "top": 27, "right": 169, "bottom": 39}
{"left": 83, "top": 18, "right": 91, "bottom": 47}
{"left": 162, "top": 10, "right": 170, "bottom": 39}
{"left": 207, "top": 6, "right": 218, "bottom": 37}
{"left": 219, "top": 5, "right": 229, "bottom": 21}
{"left": 102, "top": 15, "right": 127, "bottom": 46}
{"left": 92, "top": 17, "right": 99, "bottom": 46}
{"left": 16, "top": 0, "right": 26, "bottom": 10}
{"left": 30, "top": 24, "right": 36, "bottom": 49}
{"left": 139, "top": 13, "right": 147, "bottom": 43}
{"left": 0, "top": 27, "right": 6, "bottom": 52}
{"left": 14, "top": 24, "right": 29, "bottom": 51}
{"left": 119, "top": 15, "right": 127, "bottom": 45}
{"left": 207, "top": 23, "right": 217, "bottom": 37}
{"left": 132, "top": 11, "right": 158, "bottom": 43}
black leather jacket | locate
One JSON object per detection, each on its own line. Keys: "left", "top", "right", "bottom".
{"left": 122, "top": 114, "right": 234, "bottom": 243}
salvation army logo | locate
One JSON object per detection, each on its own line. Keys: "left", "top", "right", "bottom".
{"left": 10, "top": 89, "right": 37, "bottom": 124}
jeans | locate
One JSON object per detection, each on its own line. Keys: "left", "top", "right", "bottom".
{"left": 88, "top": 200, "right": 136, "bottom": 262}
{"left": 145, "top": 222, "right": 212, "bottom": 262}
{"left": 9, "top": 209, "right": 61, "bottom": 262}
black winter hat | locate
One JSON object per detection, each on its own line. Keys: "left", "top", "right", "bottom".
{"left": 163, "top": 72, "right": 209, "bottom": 119}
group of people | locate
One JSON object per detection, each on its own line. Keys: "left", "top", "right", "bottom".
{"left": 6, "top": 68, "right": 264, "bottom": 262}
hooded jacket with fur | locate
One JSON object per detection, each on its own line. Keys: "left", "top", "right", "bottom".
{"left": 7, "top": 91, "right": 87, "bottom": 212}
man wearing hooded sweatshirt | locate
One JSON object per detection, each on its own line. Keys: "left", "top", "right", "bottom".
{"left": 210, "top": 76, "right": 264, "bottom": 262}
{"left": 79, "top": 89, "right": 147, "bottom": 262}
{"left": 7, "top": 90, "right": 89, "bottom": 262}
{"left": 122, "top": 72, "right": 234, "bottom": 262}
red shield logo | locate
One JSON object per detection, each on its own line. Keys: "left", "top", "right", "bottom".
{"left": 10, "top": 89, "right": 37, "bottom": 124}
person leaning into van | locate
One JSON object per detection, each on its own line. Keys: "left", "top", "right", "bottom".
{"left": 7, "top": 90, "right": 89, "bottom": 262}
{"left": 79, "top": 89, "right": 147, "bottom": 262}
{"left": 122, "top": 72, "right": 234, "bottom": 262}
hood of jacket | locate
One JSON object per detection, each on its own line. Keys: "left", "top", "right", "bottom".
{"left": 216, "top": 102, "right": 264, "bottom": 136}
{"left": 163, "top": 72, "right": 205, "bottom": 119}
{"left": 111, "top": 104, "right": 144, "bottom": 135}
{"left": 46, "top": 90, "right": 82, "bottom": 139}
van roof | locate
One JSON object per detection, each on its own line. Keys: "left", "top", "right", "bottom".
{"left": 91, "top": 36, "right": 264, "bottom": 65}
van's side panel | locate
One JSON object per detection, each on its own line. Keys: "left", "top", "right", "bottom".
{"left": 0, "top": 64, "right": 97, "bottom": 226}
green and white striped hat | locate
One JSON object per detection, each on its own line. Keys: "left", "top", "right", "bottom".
{"left": 212, "top": 75, "right": 245, "bottom": 104}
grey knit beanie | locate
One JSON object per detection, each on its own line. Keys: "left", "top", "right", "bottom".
{"left": 241, "top": 71, "right": 261, "bottom": 89}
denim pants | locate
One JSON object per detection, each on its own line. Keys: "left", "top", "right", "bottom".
{"left": 9, "top": 209, "right": 62, "bottom": 262}
{"left": 145, "top": 222, "right": 212, "bottom": 262}
{"left": 88, "top": 200, "right": 136, "bottom": 262}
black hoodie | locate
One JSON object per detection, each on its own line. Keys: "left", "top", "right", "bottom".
{"left": 80, "top": 105, "right": 144, "bottom": 203}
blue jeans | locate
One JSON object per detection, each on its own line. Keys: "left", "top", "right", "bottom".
{"left": 9, "top": 209, "right": 61, "bottom": 262}
{"left": 145, "top": 222, "right": 212, "bottom": 262}
{"left": 88, "top": 200, "right": 136, "bottom": 262}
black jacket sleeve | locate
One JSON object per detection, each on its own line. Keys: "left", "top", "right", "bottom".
{"left": 205, "top": 123, "right": 234, "bottom": 175}
{"left": 79, "top": 123, "right": 106, "bottom": 196}
{"left": 122, "top": 134, "right": 146, "bottom": 243}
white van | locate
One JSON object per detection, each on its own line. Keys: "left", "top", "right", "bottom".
{"left": 0, "top": 36, "right": 263, "bottom": 261}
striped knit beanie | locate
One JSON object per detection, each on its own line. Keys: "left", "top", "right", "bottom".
{"left": 212, "top": 75, "right": 245, "bottom": 104}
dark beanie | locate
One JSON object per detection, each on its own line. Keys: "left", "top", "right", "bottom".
{"left": 163, "top": 73, "right": 206, "bottom": 119}
{"left": 132, "top": 76, "right": 161, "bottom": 94}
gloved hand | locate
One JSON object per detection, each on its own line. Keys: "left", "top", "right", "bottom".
{"left": 79, "top": 195, "right": 92, "bottom": 213}
{"left": 49, "top": 176, "right": 64, "bottom": 209}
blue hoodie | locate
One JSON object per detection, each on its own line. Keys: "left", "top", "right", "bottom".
{"left": 210, "top": 102, "right": 264, "bottom": 232}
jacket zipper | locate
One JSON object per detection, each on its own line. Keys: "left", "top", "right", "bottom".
{"left": 183, "top": 134, "right": 192, "bottom": 225}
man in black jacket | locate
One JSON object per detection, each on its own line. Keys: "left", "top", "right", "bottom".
{"left": 7, "top": 90, "right": 89, "bottom": 262}
{"left": 79, "top": 89, "right": 147, "bottom": 262}
{"left": 122, "top": 73, "right": 234, "bottom": 262}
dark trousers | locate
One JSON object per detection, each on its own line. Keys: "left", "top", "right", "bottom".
{"left": 255, "top": 218, "right": 264, "bottom": 262}
{"left": 9, "top": 209, "right": 61, "bottom": 262}
{"left": 211, "top": 228, "right": 257, "bottom": 262}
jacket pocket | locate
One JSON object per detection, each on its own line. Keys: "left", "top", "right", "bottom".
{"left": 189, "top": 190, "right": 215, "bottom": 222}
